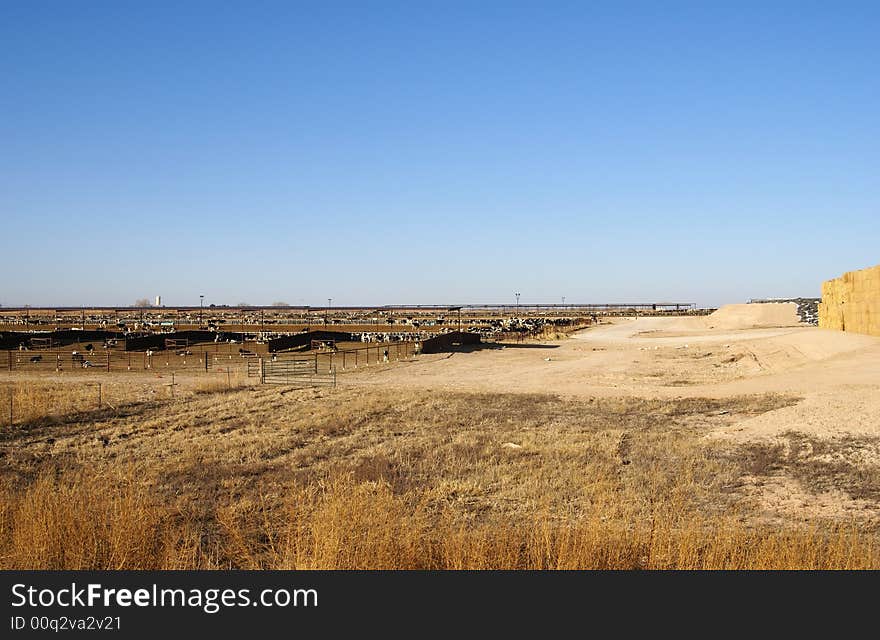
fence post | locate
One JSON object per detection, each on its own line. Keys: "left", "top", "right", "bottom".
{"left": 205, "top": 352, "right": 209, "bottom": 373}
{"left": 97, "top": 383, "right": 102, "bottom": 408}
{"left": 259, "top": 357, "right": 264, "bottom": 384}
{"left": 106, "top": 351, "right": 111, "bottom": 372}
{"left": 8, "top": 389, "right": 12, "bottom": 429}
{"left": 314, "top": 353, "right": 318, "bottom": 374}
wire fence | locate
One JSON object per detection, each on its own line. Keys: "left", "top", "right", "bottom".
{"left": 1, "top": 367, "right": 256, "bottom": 428}
{"left": 3, "top": 381, "right": 109, "bottom": 428}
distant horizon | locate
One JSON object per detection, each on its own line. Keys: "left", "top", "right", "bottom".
{"left": 0, "top": 296, "right": 819, "bottom": 311}
{"left": 0, "top": 283, "right": 845, "bottom": 309}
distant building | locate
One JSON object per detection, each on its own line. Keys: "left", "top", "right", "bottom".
{"left": 155, "top": 295, "right": 162, "bottom": 307}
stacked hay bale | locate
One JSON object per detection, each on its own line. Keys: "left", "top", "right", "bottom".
{"left": 818, "top": 263, "right": 880, "bottom": 336}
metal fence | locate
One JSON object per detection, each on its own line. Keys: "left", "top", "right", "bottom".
{"left": 329, "top": 341, "right": 416, "bottom": 371}
{"left": 246, "top": 341, "right": 417, "bottom": 387}
{"left": 3, "top": 382, "right": 108, "bottom": 428}
{"left": 2, "top": 340, "right": 417, "bottom": 382}
{"left": 259, "top": 358, "right": 337, "bottom": 387}
{"left": 1, "top": 349, "right": 251, "bottom": 373}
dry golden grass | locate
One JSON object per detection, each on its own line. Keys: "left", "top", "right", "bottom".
{"left": 1, "top": 375, "right": 878, "bottom": 569}
{"left": 0, "top": 373, "right": 254, "bottom": 427}
{"left": 1, "top": 472, "right": 876, "bottom": 570}
{"left": 191, "top": 369, "right": 252, "bottom": 394}
{"left": 1, "top": 380, "right": 113, "bottom": 425}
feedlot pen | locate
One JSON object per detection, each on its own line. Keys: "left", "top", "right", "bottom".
{"left": 0, "top": 341, "right": 418, "bottom": 395}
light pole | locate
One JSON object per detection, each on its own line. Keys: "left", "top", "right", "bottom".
{"left": 450, "top": 306, "right": 462, "bottom": 333}
{"left": 325, "top": 298, "right": 332, "bottom": 325}
{"left": 515, "top": 292, "right": 521, "bottom": 314}
{"left": 199, "top": 295, "right": 204, "bottom": 326}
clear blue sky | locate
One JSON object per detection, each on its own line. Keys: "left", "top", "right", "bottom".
{"left": 2, "top": 1, "right": 877, "bottom": 308}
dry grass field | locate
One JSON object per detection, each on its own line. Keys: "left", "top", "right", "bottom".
{"left": 0, "top": 381, "right": 877, "bottom": 569}
{"left": 2, "top": 305, "right": 880, "bottom": 570}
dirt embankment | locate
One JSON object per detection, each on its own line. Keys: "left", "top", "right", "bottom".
{"left": 704, "top": 302, "right": 802, "bottom": 330}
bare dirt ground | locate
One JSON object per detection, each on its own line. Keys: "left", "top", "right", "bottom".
{"left": 352, "top": 316, "right": 880, "bottom": 405}
{"left": 343, "top": 305, "right": 880, "bottom": 524}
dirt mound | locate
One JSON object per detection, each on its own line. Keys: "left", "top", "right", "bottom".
{"left": 706, "top": 303, "right": 801, "bottom": 330}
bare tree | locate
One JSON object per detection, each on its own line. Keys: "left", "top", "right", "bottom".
{"left": 134, "top": 298, "right": 151, "bottom": 307}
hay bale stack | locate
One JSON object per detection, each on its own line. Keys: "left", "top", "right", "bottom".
{"left": 818, "top": 263, "right": 880, "bottom": 336}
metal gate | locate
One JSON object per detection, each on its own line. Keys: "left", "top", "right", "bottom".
{"left": 258, "top": 357, "right": 337, "bottom": 387}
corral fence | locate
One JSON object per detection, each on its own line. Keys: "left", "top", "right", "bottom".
{"left": 2, "top": 340, "right": 418, "bottom": 376}
{"left": 330, "top": 341, "right": 416, "bottom": 370}
{"left": 257, "top": 359, "right": 337, "bottom": 387}
{"left": 1, "top": 349, "right": 251, "bottom": 373}
{"left": 248, "top": 341, "right": 417, "bottom": 386}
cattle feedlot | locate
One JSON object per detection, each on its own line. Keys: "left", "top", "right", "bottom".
{"left": 2, "top": 298, "right": 880, "bottom": 569}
